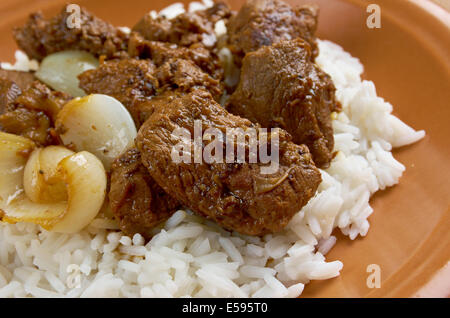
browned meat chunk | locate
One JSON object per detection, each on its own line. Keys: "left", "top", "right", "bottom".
{"left": 136, "top": 89, "right": 321, "bottom": 236}
{"left": 78, "top": 58, "right": 158, "bottom": 126}
{"left": 155, "top": 58, "right": 223, "bottom": 100}
{"left": 78, "top": 57, "right": 223, "bottom": 126}
{"left": 0, "top": 107, "right": 51, "bottom": 145}
{"left": 13, "top": 6, "right": 129, "bottom": 61}
{"left": 0, "top": 80, "right": 71, "bottom": 145}
{"left": 0, "top": 80, "right": 22, "bottom": 114}
{"left": 134, "top": 91, "right": 184, "bottom": 127}
{"left": 109, "top": 147, "right": 181, "bottom": 239}
{"left": 227, "top": 0, "right": 318, "bottom": 64}
{"left": 128, "top": 33, "right": 223, "bottom": 80}
{"left": 227, "top": 39, "right": 339, "bottom": 168}
{"left": 0, "top": 69, "right": 36, "bottom": 90}
{"left": 132, "top": 1, "right": 231, "bottom": 48}
{"left": 0, "top": 69, "right": 36, "bottom": 113}
{"left": 14, "top": 81, "right": 71, "bottom": 123}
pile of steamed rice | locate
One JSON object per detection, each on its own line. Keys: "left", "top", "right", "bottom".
{"left": 0, "top": 1, "right": 425, "bottom": 298}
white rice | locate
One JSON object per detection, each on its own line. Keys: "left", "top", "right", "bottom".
{"left": 0, "top": 3, "right": 425, "bottom": 298}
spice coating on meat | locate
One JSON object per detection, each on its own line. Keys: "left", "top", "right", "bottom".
{"left": 155, "top": 58, "right": 223, "bottom": 100}
{"left": 78, "top": 57, "right": 223, "bottom": 127}
{"left": 13, "top": 7, "right": 129, "bottom": 61}
{"left": 227, "top": 0, "right": 318, "bottom": 64}
{"left": 0, "top": 69, "right": 36, "bottom": 114}
{"left": 109, "top": 148, "right": 181, "bottom": 239}
{"left": 228, "top": 39, "right": 339, "bottom": 168}
{"left": 2, "top": 1, "right": 342, "bottom": 237}
{"left": 0, "top": 69, "right": 36, "bottom": 91}
{"left": 132, "top": 1, "right": 231, "bottom": 48}
{"left": 128, "top": 33, "right": 224, "bottom": 80}
{"left": 78, "top": 58, "right": 158, "bottom": 127}
{"left": 136, "top": 90, "right": 321, "bottom": 235}
{"left": 0, "top": 79, "right": 22, "bottom": 114}
{"left": 0, "top": 75, "right": 71, "bottom": 145}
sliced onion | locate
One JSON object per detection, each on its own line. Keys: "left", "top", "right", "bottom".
{"left": 0, "top": 132, "right": 107, "bottom": 233}
{"left": 50, "top": 151, "right": 107, "bottom": 233}
{"left": 23, "top": 146, "right": 74, "bottom": 203}
{"left": 35, "top": 50, "right": 99, "bottom": 97}
{"left": 55, "top": 94, "right": 137, "bottom": 170}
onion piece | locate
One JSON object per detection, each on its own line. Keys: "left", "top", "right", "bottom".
{"left": 23, "top": 146, "right": 74, "bottom": 203}
{"left": 0, "top": 132, "right": 107, "bottom": 233}
{"left": 35, "top": 50, "right": 99, "bottom": 97}
{"left": 55, "top": 94, "right": 137, "bottom": 170}
{"left": 50, "top": 151, "right": 107, "bottom": 233}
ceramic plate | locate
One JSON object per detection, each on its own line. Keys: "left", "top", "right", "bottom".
{"left": 0, "top": 0, "right": 448, "bottom": 297}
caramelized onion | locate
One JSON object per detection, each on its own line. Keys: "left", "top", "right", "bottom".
{"left": 55, "top": 94, "right": 137, "bottom": 170}
{"left": 0, "top": 132, "right": 107, "bottom": 233}
{"left": 35, "top": 50, "right": 99, "bottom": 97}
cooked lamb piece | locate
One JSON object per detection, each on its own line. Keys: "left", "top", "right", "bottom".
{"left": 13, "top": 6, "right": 129, "bottom": 61}
{"left": 132, "top": 1, "right": 231, "bottom": 48}
{"left": 13, "top": 81, "right": 71, "bottom": 123}
{"left": 128, "top": 33, "right": 223, "bottom": 80}
{"left": 227, "top": 0, "right": 318, "bottom": 64}
{"left": 78, "top": 58, "right": 158, "bottom": 126}
{"left": 109, "top": 147, "right": 181, "bottom": 239}
{"left": 0, "top": 108, "right": 52, "bottom": 145}
{"left": 227, "top": 39, "right": 339, "bottom": 168}
{"left": 78, "top": 57, "right": 223, "bottom": 127}
{"left": 133, "top": 91, "right": 185, "bottom": 127}
{"left": 0, "top": 78, "right": 71, "bottom": 145}
{"left": 136, "top": 89, "right": 321, "bottom": 236}
{"left": 0, "top": 69, "right": 36, "bottom": 113}
{"left": 0, "top": 80, "right": 22, "bottom": 114}
{"left": 0, "top": 69, "right": 36, "bottom": 90}
{"left": 155, "top": 58, "right": 223, "bottom": 100}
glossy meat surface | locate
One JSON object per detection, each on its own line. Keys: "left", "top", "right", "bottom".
{"left": 227, "top": 0, "right": 319, "bottom": 64}
{"left": 228, "top": 39, "right": 339, "bottom": 167}
{"left": 14, "top": 7, "right": 129, "bottom": 61}
{"left": 0, "top": 73, "right": 71, "bottom": 145}
{"left": 109, "top": 148, "right": 181, "bottom": 239}
{"left": 136, "top": 90, "right": 321, "bottom": 235}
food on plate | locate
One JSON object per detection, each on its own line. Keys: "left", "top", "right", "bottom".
{"left": 227, "top": 38, "right": 339, "bottom": 168}
{"left": 35, "top": 50, "right": 99, "bottom": 97}
{"left": 132, "top": 1, "right": 231, "bottom": 48}
{"left": 78, "top": 54, "right": 223, "bottom": 127}
{"left": 0, "top": 0, "right": 425, "bottom": 298}
{"left": 136, "top": 89, "right": 321, "bottom": 235}
{"left": 13, "top": 6, "right": 129, "bottom": 61}
{"left": 0, "top": 73, "right": 71, "bottom": 145}
{"left": 0, "top": 133, "right": 107, "bottom": 233}
{"left": 54, "top": 94, "right": 137, "bottom": 170}
{"left": 128, "top": 33, "right": 224, "bottom": 80}
{"left": 227, "top": 0, "right": 319, "bottom": 64}
{"left": 109, "top": 147, "right": 181, "bottom": 239}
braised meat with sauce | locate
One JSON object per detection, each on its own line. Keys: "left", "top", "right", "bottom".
{"left": 78, "top": 58, "right": 159, "bottom": 127}
{"left": 228, "top": 39, "right": 339, "bottom": 168}
{"left": 14, "top": 7, "right": 129, "bottom": 61}
{"left": 227, "top": 0, "right": 319, "bottom": 64}
{"left": 136, "top": 90, "right": 322, "bottom": 235}
{"left": 133, "top": 1, "right": 231, "bottom": 48}
{"left": 1, "top": 0, "right": 342, "bottom": 237}
{"left": 0, "top": 70, "right": 71, "bottom": 145}
{"left": 0, "top": 69, "right": 36, "bottom": 91}
{"left": 0, "top": 69, "right": 37, "bottom": 113}
{"left": 109, "top": 147, "right": 181, "bottom": 239}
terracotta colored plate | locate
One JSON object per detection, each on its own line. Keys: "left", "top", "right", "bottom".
{"left": 0, "top": 0, "right": 448, "bottom": 298}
